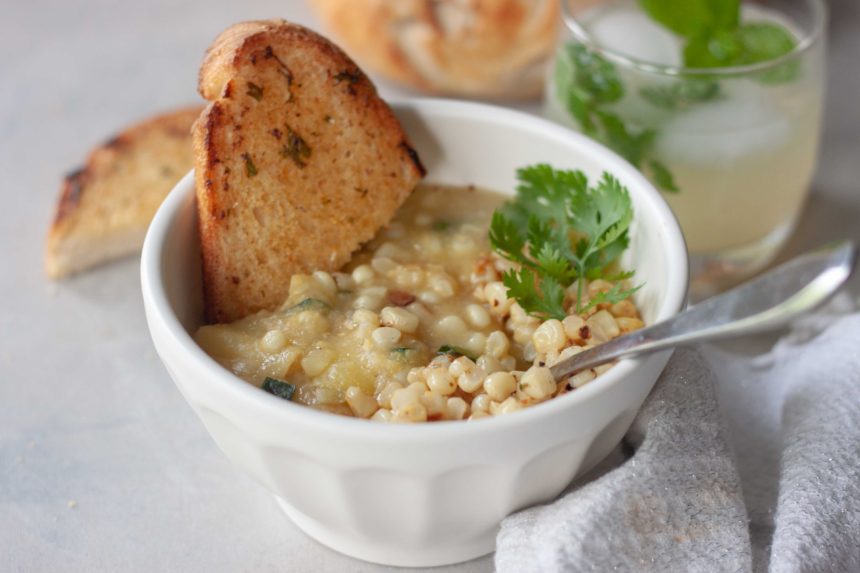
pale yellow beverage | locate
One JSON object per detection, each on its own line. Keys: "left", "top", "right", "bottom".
{"left": 546, "top": 0, "right": 826, "bottom": 297}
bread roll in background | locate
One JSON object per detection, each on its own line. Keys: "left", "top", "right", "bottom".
{"left": 307, "top": 0, "right": 559, "bottom": 100}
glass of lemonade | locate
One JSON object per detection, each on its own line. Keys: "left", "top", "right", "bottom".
{"left": 545, "top": 0, "right": 827, "bottom": 299}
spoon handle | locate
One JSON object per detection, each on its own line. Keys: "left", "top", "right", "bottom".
{"left": 550, "top": 241, "right": 857, "bottom": 381}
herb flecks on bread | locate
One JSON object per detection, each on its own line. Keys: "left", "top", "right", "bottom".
{"left": 192, "top": 20, "right": 425, "bottom": 324}
{"left": 46, "top": 106, "right": 202, "bottom": 279}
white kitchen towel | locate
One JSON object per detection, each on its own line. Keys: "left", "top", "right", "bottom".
{"left": 495, "top": 311, "right": 860, "bottom": 573}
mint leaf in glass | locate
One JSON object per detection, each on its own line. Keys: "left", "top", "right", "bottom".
{"left": 647, "top": 160, "right": 679, "bottom": 193}
{"left": 555, "top": 44, "right": 679, "bottom": 193}
{"left": 639, "top": 0, "right": 739, "bottom": 38}
{"left": 640, "top": 79, "right": 722, "bottom": 111}
{"left": 640, "top": 0, "right": 798, "bottom": 84}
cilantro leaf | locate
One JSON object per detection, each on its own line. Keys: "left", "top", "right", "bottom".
{"left": 580, "top": 282, "right": 645, "bottom": 314}
{"left": 488, "top": 211, "right": 530, "bottom": 267}
{"left": 436, "top": 345, "right": 478, "bottom": 361}
{"left": 489, "top": 165, "right": 641, "bottom": 318}
{"left": 501, "top": 268, "right": 567, "bottom": 321}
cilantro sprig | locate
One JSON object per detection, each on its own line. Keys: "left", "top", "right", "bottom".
{"left": 489, "top": 165, "right": 641, "bottom": 320}
{"left": 555, "top": 45, "right": 679, "bottom": 193}
{"left": 639, "top": 0, "right": 798, "bottom": 81}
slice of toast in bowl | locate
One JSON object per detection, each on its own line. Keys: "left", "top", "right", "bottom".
{"left": 193, "top": 20, "right": 426, "bottom": 323}
{"left": 46, "top": 106, "right": 202, "bottom": 279}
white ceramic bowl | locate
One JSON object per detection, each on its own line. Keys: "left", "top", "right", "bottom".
{"left": 141, "top": 99, "right": 688, "bottom": 567}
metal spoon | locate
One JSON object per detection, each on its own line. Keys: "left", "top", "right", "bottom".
{"left": 550, "top": 241, "right": 857, "bottom": 381}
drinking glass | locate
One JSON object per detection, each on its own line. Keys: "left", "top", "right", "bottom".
{"left": 545, "top": 0, "right": 827, "bottom": 299}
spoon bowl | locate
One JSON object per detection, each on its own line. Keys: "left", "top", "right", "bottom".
{"left": 551, "top": 241, "right": 857, "bottom": 380}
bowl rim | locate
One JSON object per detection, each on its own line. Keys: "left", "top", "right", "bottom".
{"left": 141, "top": 97, "right": 688, "bottom": 443}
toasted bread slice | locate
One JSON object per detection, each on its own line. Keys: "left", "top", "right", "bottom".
{"left": 46, "top": 106, "right": 203, "bottom": 278}
{"left": 193, "top": 20, "right": 426, "bottom": 323}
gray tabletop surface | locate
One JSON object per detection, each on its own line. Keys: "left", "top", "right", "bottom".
{"left": 1, "top": 1, "right": 857, "bottom": 572}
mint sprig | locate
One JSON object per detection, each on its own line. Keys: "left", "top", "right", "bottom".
{"left": 555, "top": 44, "right": 679, "bottom": 193}
{"left": 489, "top": 165, "right": 640, "bottom": 319}
{"left": 639, "top": 0, "right": 798, "bottom": 82}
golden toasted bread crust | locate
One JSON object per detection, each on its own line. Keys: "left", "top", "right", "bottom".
{"left": 46, "top": 106, "right": 203, "bottom": 278}
{"left": 193, "top": 20, "right": 425, "bottom": 323}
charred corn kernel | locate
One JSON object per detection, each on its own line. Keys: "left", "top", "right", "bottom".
{"left": 391, "top": 387, "right": 420, "bottom": 411}
{"left": 419, "top": 290, "right": 441, "bottom": 304}
{"left": 351, "top": 264, "right": 374, "bottom": 284}
{"left": 520, "top": 366, "right": 556, "bottom": 400}
{"left": 437, "top": 315, "right": 467, "bottom": 338}
{"left": 371, "top": 256, "right": 396, "bottom": 273}
{"left": 484, "top": 282, "right": 514, "bottom": 316}
{"left": 380, "top": 306, "right": 419, "bottom": 333}
{"left": 587, "top": 279, "right": 613, "bottom": 299}
{"left": 406, "top": 368, "right": 426, "bottom": 385}
{"left": 301, "top": 348, "right": 335, "bottom": 377}
{"left": 569, "top": 369, "right": 596, "bottom": 389}
{"left": 371, "top": 408, "right": 393, "bottom": 422}
{"left": 465, "top": 303, "right": 491, "bottom": 328}
{"left": 351, "top": 309, "right": 379, "bottom": 329}
{"left": 426, "top": 368, "right": 457, "bottom": 395}
{"left": 586, "top": 310, "right": 620, "bottom": 343}
{"left": 354, "top": 294, "right": 383, "bottom": 311}
{"left": 616, "top": 316, "right": 645, "bottom": 334}
{"left": 521, "top": 342, "right": 537, "bottom": 362}
{"left": 345, "top": 387, "right": 379, "bottom": 418}
{"left": 464, "top": 332, "right": 487, "bottom": 357}
{"left": 513, "top": 324, "right": 538, "bottom": 346}
{"left": 495, "top": 396, "right": 523, "bottom": 415}
{"left": 371, "top": 326, "right": 402, "bottom": 349}
{"left": 395, "top": 401, "right": 427, "bottom": 422}
{"left": 476, "top": 355, "right": 502, "bottom": 375}
{"left": 484, "top": 371, "right": 517, "bottom": 402}
{"left": 594, "top": 363, "right": 614, "bottom": 376}
{"left": 449, "top": 355, "right": 477, "bottom": 378}
{"left": 471, "top": 393, "right": 491, "bottom": 413}
{"left": 377, "top": 381, "right": 404, "bottom": 409}
{"left": 375, "top": 241, "right": 405, "bottom": 259}
{"left": 458, "top": 372, "right": 484, "bottom": 393}
{"left": 551, "top": 345, "right": 584, "bottom": 366}
{"left": 532, "top": 319, "right": 566, "bottom": 354}
{"left": 428, "top": 272, "right": 457, "bottom": 298}
{"left": 446, "top": 397, "right": 468, "bottom": 420}
{"left": 407, "top": 381, "right": 428, "bottom": 394}
{"left": 609, "top": 299, "right": 638, "bottom": 319}
{"left": 420, "top": 391, "right": 446, "bottom": 420}
{"left": 485, "top": 330, "right": 510, "bottom": 359}
{"left": 509, "top": 303, "right": 540, "bottom": 327}
{"left": 429, "top": 354, "right": 454, "bottom": 369}
{"left": 562, "top": 315, "right": 588, "bottom": 343}
{"left": 312, "top": 271, "right": 337, "bottom": 298}
{"left": 269, "top": 347, "right": 299, "bottom": 376}
{"left": 332, "top": 272, "right": 354, "bottom": 292}
{"left": 260, "top": 329, "right": 288, "bottom": 353}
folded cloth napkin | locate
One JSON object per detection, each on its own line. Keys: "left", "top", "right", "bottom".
{"left": 496, "top": 309, "right": 860, "bottom": 573}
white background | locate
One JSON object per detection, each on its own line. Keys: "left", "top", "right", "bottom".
{"left": 1, "top": 1, "right": 858, "bottom": 571}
